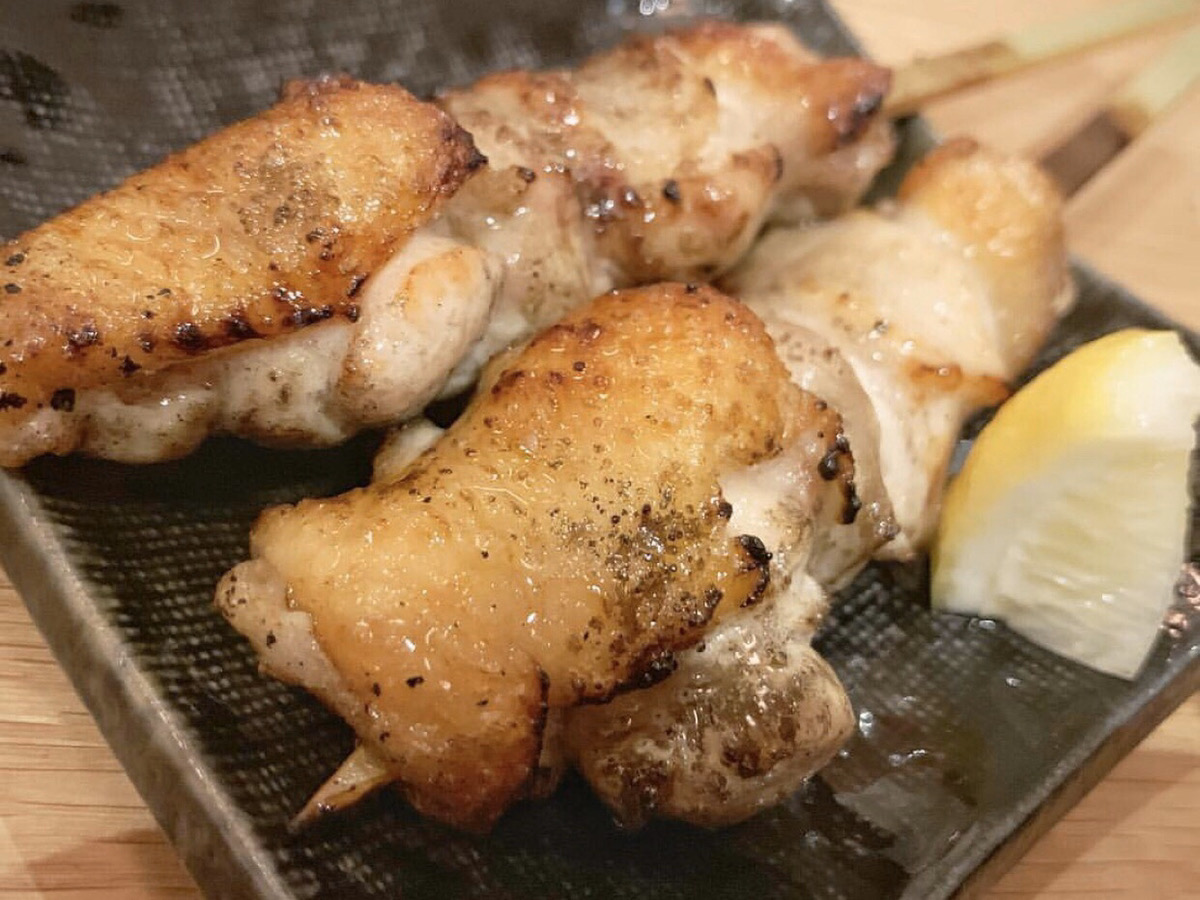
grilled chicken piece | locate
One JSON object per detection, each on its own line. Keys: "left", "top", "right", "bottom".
{"left": 565, "top": 575, "right": 854, "bottom": 828}
{"left": 4, "top": 230, "right": 498, "bottom": 463}
{"left": 1, "top": 23, "right": 894, "bottom": 467}
{"left": 217, "top": 284, "right": 871, "bottom": 830}
{"left": 725, "top": 137, "right": 1075, "bottom": 556}
{"left": 437, "top": 20, "right": 895, "bottom": 389}
{"left": 0, "top": 76, "right": 486, "bottom": 466}
{"left": 560, "top": 140, "right": 1071, "bottom": 827}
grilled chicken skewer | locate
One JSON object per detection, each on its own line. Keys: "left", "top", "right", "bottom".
{"left": 436, "top": 21, "right": 894, "bottom": 389}
{"left": 0, "top": 22, "right": 894, "bottom": 468}
{"left": 562, "top": 139, "right": 1073, "bottom": 827}
{"left": 218, "top": 283, "right": 867, "bottom": 830}
{"left": 216, "top": 140, "right": 1071, "bottom": 832}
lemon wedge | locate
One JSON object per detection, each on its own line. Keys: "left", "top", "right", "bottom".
{"left": 931, "top": 328, "right": 1200, "bottom": 678}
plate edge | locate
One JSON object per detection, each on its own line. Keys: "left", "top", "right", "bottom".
{"left": 0, "top": 472, "right": 299, "bottom": 900}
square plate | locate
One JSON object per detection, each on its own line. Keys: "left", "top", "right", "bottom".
{"left": 1, "top": 2, "right": 1197, "bottom": 898}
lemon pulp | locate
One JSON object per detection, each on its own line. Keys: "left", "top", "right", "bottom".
{"left": 932, "top": 328, "right": 1200, "bottom": 678}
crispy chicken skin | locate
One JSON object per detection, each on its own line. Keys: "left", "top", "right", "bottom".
{"left": 724, "top": 138, "right": 1074, "bottom": 555}
{"left": 1, "top": 230, "right": 500, "bottom": 463}
{"left": 217, "top": 284, "right": 865, "bottom": 830}
{"left": 437, "top": 20, "right": 895, "bottom": 388}
{"left": 0, "top": 76, "right": 484, "bottom": 466}
{"left": 561, "top": 333, "right": 893, "bottom": 828}
{"left": 443, "top": 22, "right": 893, "bottom": 264}
{"left": 0, "top": 23, "right": 895, "bottom": 466}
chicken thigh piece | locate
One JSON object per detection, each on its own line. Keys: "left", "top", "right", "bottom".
{"left": 437, "top": 20, "right": 896, "bottom": 388}
{"left": 725, "top": 138, "right": 1075, "bottom": 556}
{"left": 217, "top": 284, "right": 867, "bottom": 831}
{"left": 0, "top": 76, "right": 489, "bottom": 467}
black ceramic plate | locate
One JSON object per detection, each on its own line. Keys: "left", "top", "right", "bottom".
{"left": 1, "top": 2, "right": 1197, "bottom": 899}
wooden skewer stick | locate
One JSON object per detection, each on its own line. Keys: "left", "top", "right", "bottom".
{"left": 1040, "top": 23, "right": 1200, "bottom": 195}
{"left": 884, "top": 0, "right": 1199, "bottom": 117}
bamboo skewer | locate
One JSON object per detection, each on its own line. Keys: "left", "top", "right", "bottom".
{"left": 884, "top": 0, "right": 1199, "bottom": 117}
{"left": 1103, "top": 21, "right": 1200, "bottom": 136}
{"left": 1039, "top": 23, "right": 1200, "bottom": 194}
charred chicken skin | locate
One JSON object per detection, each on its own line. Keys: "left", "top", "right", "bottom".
{"left": 0, "top": 76, "right": 489, "bottom": 466}
{"left": 437, "top": 20, "right": 894, "bottom": 387}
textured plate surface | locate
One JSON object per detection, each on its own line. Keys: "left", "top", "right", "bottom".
{"left": 1, "top": 2, "right": 1198, "bottom": 899}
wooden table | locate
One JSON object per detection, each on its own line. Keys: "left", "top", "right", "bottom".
{"left": 1, "top": 1, "right": 1197, "bottom": 896}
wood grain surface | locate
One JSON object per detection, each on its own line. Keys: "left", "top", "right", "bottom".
{"left": 1, "top": 1, "right": 1198, "bottom": 897}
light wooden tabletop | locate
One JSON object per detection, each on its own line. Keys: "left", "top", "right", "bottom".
{"left": 1, "top": 1, "right": 1198, "bottom": 897}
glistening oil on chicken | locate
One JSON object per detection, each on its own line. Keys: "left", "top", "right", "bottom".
{"left": 0, "top": 77, "right": 487, "bottom": 466}
{"left": 217, "top": 140, "right": 1072, "bottom": 832}
{"left": 0, "top": 21, "right": 894, "bottom": 467}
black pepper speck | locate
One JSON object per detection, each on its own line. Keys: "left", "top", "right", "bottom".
{"left": 50, "top": 388, "right": 75, "bottom": 411}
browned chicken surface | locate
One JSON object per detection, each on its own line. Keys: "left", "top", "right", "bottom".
{"left": 443, "top": 22, "right": 892, "bottom": 283}
{"left": 0, "top": 22, "right": 896, "bottom": 468}
{"left": 217, "top": 284, "right": 866, "bottom": 830}
{"left": 438, "top": 21, "right": 896, "bottom": 386}
{"left": 564, "top": 575, "right": 855, "bottom": 827}
{"left": 557, "top": 141, "right": 1072, "bottom": 828}
{"left": 0, "top": 76, "right": 484, "bottom": 466}
{"left": 725, "top": 138, "right": 1074, "bottom": 555}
